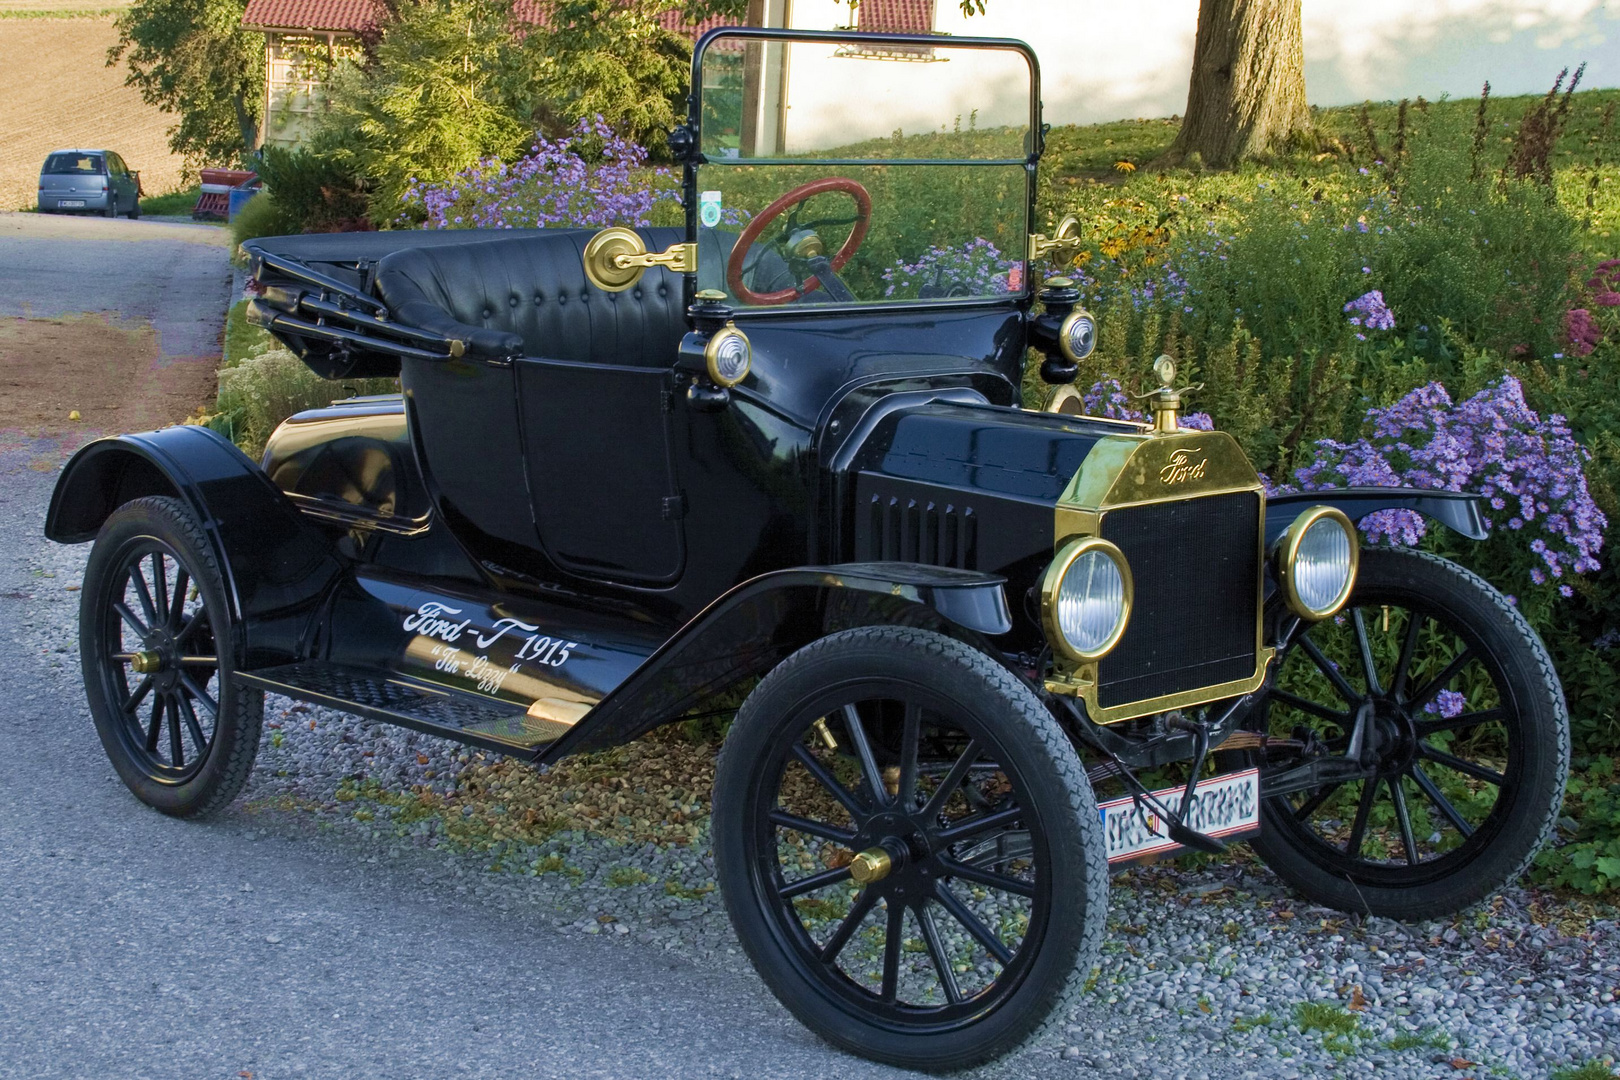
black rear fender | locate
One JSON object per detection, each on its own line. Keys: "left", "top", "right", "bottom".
{"left": 538, "top": 562, "right": 1015, "bottom": 760}
{"left": 44, "top": 426, "right": 344, "bottom": 666}
{"left": 1265, "top": 487, "right": 1487, "bottom": 546}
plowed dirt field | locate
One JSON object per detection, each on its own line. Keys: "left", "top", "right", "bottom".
{"left": 0, "top": 14, "right": 188, "bottom": 211}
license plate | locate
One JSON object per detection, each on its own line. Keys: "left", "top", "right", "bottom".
{"left": 59, "top": 200, "right": 84, "bottom": 208}
{"left": 1098, "top": 768, "right": 1261, "bottom": 864}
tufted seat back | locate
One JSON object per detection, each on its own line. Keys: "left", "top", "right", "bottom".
{"left": 374, "top": 227, "right": 688, "bottom": 365}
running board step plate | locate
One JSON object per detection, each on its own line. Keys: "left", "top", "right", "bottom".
{"left": 237, "top": 661, "right": 560, "bottom": 754}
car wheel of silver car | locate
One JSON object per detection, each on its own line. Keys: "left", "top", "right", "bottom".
{"left": 712, "top": 626, "right": 1106, "bottom": 1071}
{"left": 80, "top": 496, "right": 263, "bottom": 817}
{"left": 1245, "top": 548, "right": 1569, "bottom": 921}
{"left": 103, "top": 195, "right": 118, "bottom": 219}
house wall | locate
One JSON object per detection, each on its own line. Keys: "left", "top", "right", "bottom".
{"left": 261, "top": 32, "right": 361, "bottom": 149}
{"left": 785, "top": 0, "right": 1620, "bottom": 126}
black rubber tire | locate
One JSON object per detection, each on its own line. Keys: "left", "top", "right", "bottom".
{"left": 712, "top": 626, "right": 1107, "bottom": 1071}
{"left": 1250, "top": 548, "right": 1568, "bottom": 920}
{"left": 103, "top": 196, "right": 118, "bottom": 219}
{"left": 128, "top": 201, "right": 141, "bottom": 220}
{"left": 80, "top": 496, "right": 263, "bottom": 817}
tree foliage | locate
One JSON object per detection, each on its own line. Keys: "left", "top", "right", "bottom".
{"left": 108, "top": 0, "right": 264, "bottom": 167}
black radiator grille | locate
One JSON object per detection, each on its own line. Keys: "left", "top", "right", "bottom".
{"left": 860, "top": 493, "right": 978, "bottom": 569}
{"left": 1096, "top": 492, "right": 1261, "bottom": 709}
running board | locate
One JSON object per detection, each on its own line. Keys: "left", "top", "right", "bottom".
{"left": 237, "top": 661, "right": 565, "bottom": 756}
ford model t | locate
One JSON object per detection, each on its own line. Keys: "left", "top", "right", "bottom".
{"left": 46, "top": 28, "right": 1567, "bottom": 1070}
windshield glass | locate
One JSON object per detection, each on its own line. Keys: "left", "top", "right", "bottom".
{"left": 694, "top": 33, "right": 1034, "bottom": 309}
{"left": 43, "top": 153, "right": 104, "bottom": 175}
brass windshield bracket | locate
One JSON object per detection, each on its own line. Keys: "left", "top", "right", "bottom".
{"left": 1029, "top": 214, "right": 1083, "bottom": 263}
{"left": 583, "top": 227, "right": 697, "bottom": 292}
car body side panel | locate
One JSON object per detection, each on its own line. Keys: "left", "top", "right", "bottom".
{"left": 44, "top": 426, "right": 343, "bottom": 666}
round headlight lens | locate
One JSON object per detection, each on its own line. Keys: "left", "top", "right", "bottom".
{"left": 1044, "top": 537, "right": 1133, "bottom": 661}
{"left": 1280, "top": 508, "right": 1358, "bottom": 619}
{"left": 1059, "top": 309, "right": 1097, "bottom": 363}
{"left": 706, "top": 326, "right": 751, "bottom": 387}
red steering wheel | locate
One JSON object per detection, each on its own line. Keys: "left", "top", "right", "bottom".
{"left": 725, "top": 177, "right": 872, "bottom": 306}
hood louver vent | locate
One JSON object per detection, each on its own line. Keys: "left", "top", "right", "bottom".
{"left": 861, "top": 493, "right": 978, "bottom": 569}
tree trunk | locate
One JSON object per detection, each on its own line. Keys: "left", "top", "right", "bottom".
{"left": 1167, "top": 0, "right": 1311, "bottom": 167}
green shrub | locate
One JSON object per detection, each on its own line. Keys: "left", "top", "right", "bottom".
{"left": 253, "top": 145, "right": 371, "bottom": 233}
{"left": 212, "top": 348, "right": 394, "bottom": 457}
{"left": 227, "top": 189, "right": 300, "bottom": 253}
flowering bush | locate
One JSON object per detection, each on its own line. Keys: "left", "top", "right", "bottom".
{"left": 1343, "top": 289, "right": 1395, "bottom": 332}
{"left": 399, "top": 117, "right": 678, "bottom": 231}
{"left": 1291, "top": 375, "right": 1606, "bottom": 596}
{"left": 882, "top": 238, "right": 1015, "bottom": 299}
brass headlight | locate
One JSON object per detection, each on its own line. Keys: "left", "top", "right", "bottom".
{"left": 1041, "top": 536, "right": 1133, "bottom": 663}
{"left": 705, "top": 323, "right": 751, "bottom": 387}
{"left": 1276, "top": 506, "right": 1359, "bottom": 620}
{"left": 1058, "top": 308, "right": 1097, "bottom": 363}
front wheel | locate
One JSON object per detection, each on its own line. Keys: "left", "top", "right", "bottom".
{"left": 80, "top": 496, "right": 263, "bottom": 817}
{"left": 713, "top": 627, "right": 1106, "bottom": 1071}
{"left": 1249, "top": 547, "right": 1568, "bottom": 920}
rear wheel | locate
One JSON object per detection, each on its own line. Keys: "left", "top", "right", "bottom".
{"left": 713, "top": 627, "right": 1106, "bottom": 1071}
{"left": 1249, "top": 548, "right": 1567, "bottom": 919}
{"left": 80, "top": 496, "right": 262, "bottom": 817}
{"left": 103, "top": 195, "right": 118, "bottom": 219}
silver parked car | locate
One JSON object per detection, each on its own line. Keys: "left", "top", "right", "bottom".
{"left": 37, "top": 149, "right": 141, "bottom": 218}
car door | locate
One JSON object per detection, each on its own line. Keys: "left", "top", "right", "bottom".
{"left": 516, "top": 357, "right": 686, "bottom": 587}
{"left": 110, "top": 154, "right": 133, "bottom": 206}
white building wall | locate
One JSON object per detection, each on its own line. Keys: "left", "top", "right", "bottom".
{"left": 785, "top": 1, "right": 1620, "bottom": 126}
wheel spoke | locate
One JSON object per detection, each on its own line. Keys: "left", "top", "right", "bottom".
{"left": 840, "top": 704, "right": 888, "bottom": 808}
{"left": 780, "top": 865, "right": 852, "bottom": 901}
{"left": 120, "top": 675, "right": 153, "bottom": 715}
{"left": 1418, "top": 744, "right": 1504, "bottom": 786}
{"left": 1297, "top": 635, "right": 1362, "bottom": 704}
{"left": 769, "top": 809, "right": 855, "bottom": 846}
{"left": 129, "top": 563, "right": 159, "bottom": 628}
{"left": 1390, "top": 778, "right": 1419, "bottom": 865}
{"left": 1270, "top": 689, "right": 1350, "bottom": 724}
{"left": 919, "top": 739, "right": 982, "bottom": 821}
{"left": 145, "top": 695, "right": 165, "bottom": 752}
{"left": 933, "top": 882, "right": 1013, "bottom": 966}
{"left": 1352, "top": 608, "right": 1382, "bottom": 695}
{"left": 1344, "top": 778, "right": 1378, "bottom": 858}
{"left": 816, "top": 887, "right": 876, "bottom": 963}
{"left": 113, "top": 601, "right": 149, "bottom": 639}
{"left": 1406, "top": 648, "right": 1475, "bottom": 713}
{"left": 178, "top": 672, "right": 218, "bottom": 718}
{"left": 168, "top": 566, "right": 189, "bottom": 628}
{"left": 1409, "top": 764, "right": 1474, "bottom": 839}
{"left": 1292, "top": 781, "right": 1344, "bottom": 823}
{"left": 177, "top": 692, "right": 208, "bottom": 754}
{"left": 916, "top": 902, "right": 963, "bottom": 1004}
{"left": 939, "top": 855, "right": 1036, "bottom": 898}
{"left": 167, "top": 693, "right": 184, "bottom": 767}
{"left": 1391, "top": 610, "right": 1425, "bottom": 698}
{"left": 791, "top": 743, "right": 867, "bottom": 820}
{"left": 880, "top": 903, "right": 904, "bottom": 1003}
{"left": 936, "top": 804, "right": 1023, "bottom": 846}
{"left": 896, "top": 702, "right": 921, "bottom": 811}
{"left": 1417, "top": 707, "right": 1505, "bottom": 738}
{"left": 150, "top": 553, "right": 168, "bottom": 628}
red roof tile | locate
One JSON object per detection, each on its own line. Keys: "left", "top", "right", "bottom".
{"left": 855, "top": 0, "right": 934, "bottom": 34}
{"left": 243, "top": 0, "right": 737, "bottom": 37}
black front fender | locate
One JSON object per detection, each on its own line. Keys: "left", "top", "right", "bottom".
{"left": 45, "top": 426, "right": 344, "bottom": 667}
{"left": 1265, "top": 487, "right": 1487, "bottom": 546}
{"left": 538, "top": 562, "right": 1014, "bottom": 761}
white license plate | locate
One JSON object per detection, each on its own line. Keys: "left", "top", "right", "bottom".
{"left": 1098, "top": 768, "right": 1261, "bottom": 863}
{"left": 59, "top": 200, "right": 84, "bottom": 208}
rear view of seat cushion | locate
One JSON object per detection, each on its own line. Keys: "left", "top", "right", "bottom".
{"left": 374, "top": 228, "right": 688, "bottom": 365}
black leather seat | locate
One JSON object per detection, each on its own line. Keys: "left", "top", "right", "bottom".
{"left": 374, "top": 227, "right": 688, "bottom": 364}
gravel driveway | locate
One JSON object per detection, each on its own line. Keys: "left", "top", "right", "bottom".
{"left": 1, "top": 217, "right": 1616, "bottom": 1080}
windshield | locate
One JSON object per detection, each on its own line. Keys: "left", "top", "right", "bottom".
{"left": 43, "top": 153, "right": 104, "bottom": 175}
{"left": 692, "top": 31, "right": 1036, "bottom": 310}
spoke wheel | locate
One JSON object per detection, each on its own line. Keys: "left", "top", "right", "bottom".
{"left": 80, "top": 496, "right": 262, "bottom": 817}
{"left": 714, "top": 627, "right": 1105, "bottom": 1070}
{"left": 1248, "top": 547, "right": 1568, "bottom": 919}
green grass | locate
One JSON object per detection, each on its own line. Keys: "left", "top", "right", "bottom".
{"left": 604, "top": 866, "right": 652, "bottom": 887}
{"left": 1232, "top": 1012, "right": 1274, "bottom": 1033}
{"left": 1551, "top": 1062, "right": 1620, "bottom": 1080}
{"left": 138, "top": 186, "right": 202, "bottom": 217}
{"left": 222, "top": 298, "right": 273, "bottom": 368}
{"left": 1386, "top": 1028, "right": 1451, "bottom": 1052}
{"left": 0, "top": 8, "right": 125, "bottom": 17}
{"left": 1295, "top": 1001, "right": 1359, "bottom": 1037}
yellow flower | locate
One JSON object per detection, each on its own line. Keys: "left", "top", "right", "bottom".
{"left": 1114, "top": 160, "right": 1137, "bottom": 173}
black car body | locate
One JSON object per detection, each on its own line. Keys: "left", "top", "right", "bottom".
{"left": 46, "top": 28, "right": 1568, "bottom": 1070}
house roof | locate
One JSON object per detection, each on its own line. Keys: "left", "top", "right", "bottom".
{"left": 242, "top": 0, "right": 737, "bottom": 37}
{"left": 854, "top": 0, "right": 935, "bottom": 34}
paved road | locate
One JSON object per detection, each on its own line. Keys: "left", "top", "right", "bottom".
{"left": 0, "top": 215, "right": 1074, "bottom": 1080}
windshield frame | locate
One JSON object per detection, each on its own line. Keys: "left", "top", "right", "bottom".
{"left": 685, "top": 27, "right": 1044, "bottom": 319}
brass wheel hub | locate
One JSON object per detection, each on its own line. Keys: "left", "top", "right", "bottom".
{"left": 131, "top": 649, "right": 165, "bottom": 674}
{"left": 848, "top": 848, "right": 892, "bottom": 885}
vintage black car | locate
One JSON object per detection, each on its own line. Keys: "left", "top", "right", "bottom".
{"left": 46, "top": 28, "right": 1567, "bottom": 1070}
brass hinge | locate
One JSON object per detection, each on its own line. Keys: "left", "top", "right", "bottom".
{"left": 1029, "top": 214, "right": 1083, "bottom": 264}
{"left": 616, "top": 241, "right": 697, "bottom": 275}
